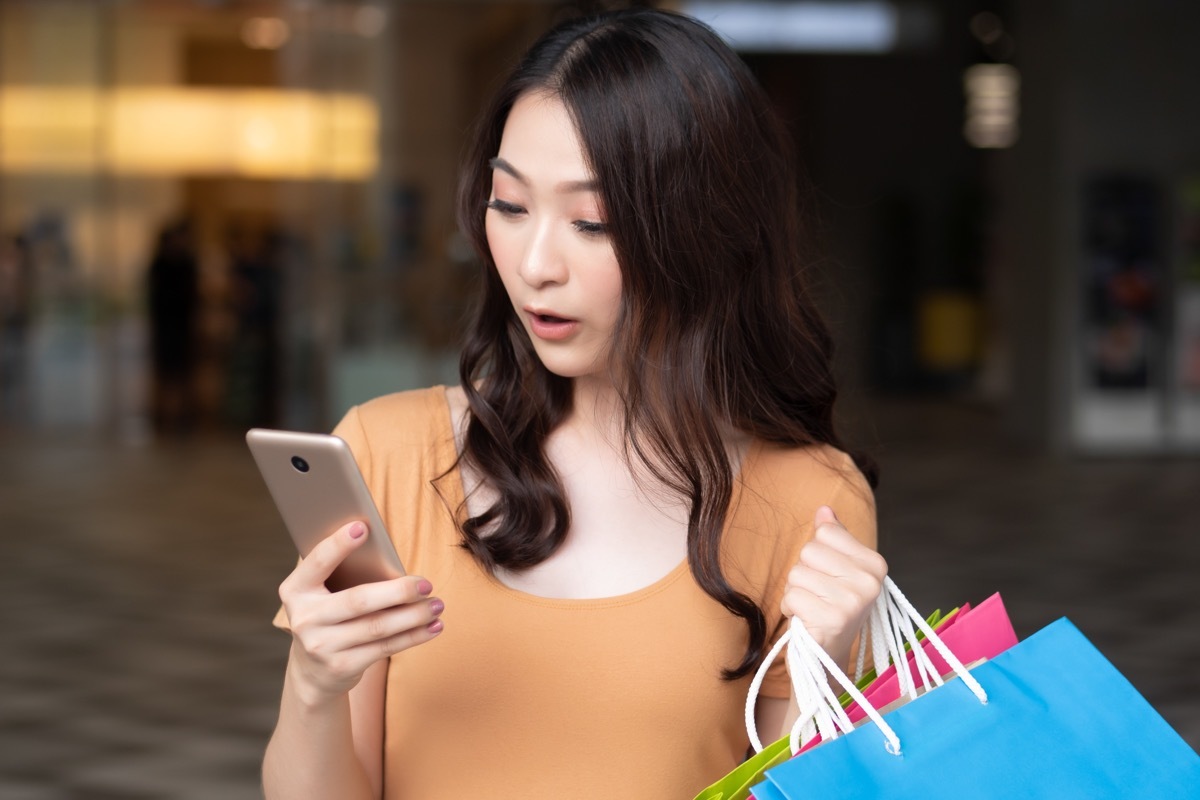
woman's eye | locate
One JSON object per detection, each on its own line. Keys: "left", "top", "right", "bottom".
{"left": 486, "top": 199, "right": 525, "bottom": 217}
{"left": 573, "top": 220, "right": 608, "bottom": 237}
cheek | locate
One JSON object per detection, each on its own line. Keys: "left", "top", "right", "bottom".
{"left": 595, "top": 256, "right": 623, "bottom": 323}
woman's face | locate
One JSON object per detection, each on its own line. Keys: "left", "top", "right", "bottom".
{"left": 485, "top": 91, "right": 622, "bottom": 382}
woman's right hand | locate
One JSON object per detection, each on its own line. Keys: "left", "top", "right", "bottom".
{"left": 278, "top": 520, "right": 444, "bottom": 706}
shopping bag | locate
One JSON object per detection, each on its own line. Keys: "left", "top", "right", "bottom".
{"left": 762, "top": 617, "right": 1200, "bottom": 798}
{"left": 747, "top": 580, "right": 984, "bottom": 758}
{"left": 691, "top": 734, "right": 791, "bottom": 800}
{"left": 699, "top": 608, "right": 953, "bottom": 800}
{"left": 836, "top": 605, "right": 957, "bottom": 706}
{"left": 789, "top": 593, "right": 1017, "bottom": 757}
{"left": 843, "top": 592, "right": 1017, "bottom": 723}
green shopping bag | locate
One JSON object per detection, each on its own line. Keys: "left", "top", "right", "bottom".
{"left": 691, "top": 735, "right": 791, "bottom": 800}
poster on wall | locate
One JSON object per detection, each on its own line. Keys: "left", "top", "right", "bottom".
{"left": 1081, "top": 176, "right": 1164, "bottom": 391}
{"left": 1174, "top": 177, "right": 1200, "bottom": 444}
{"left": 1176, "top": 178, "right": 1200, "bottom": 388}
{"left": 1075, "top": 176, "right": 1166, "bottom": 450}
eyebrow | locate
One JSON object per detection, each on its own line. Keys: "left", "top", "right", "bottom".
{"left": 489, "top": 157, "right": 598, "bottom": 194}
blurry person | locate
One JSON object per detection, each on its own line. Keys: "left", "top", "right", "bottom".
{"left": 146, "top": 219, "right": 200, "bottom": 437}
{"left": 0, "top": 233, "right": 33, "bottom": 424}
{"left": 262, "top": 9, "right": 884, "bottom": 800}
{"left": 224, "top": 223, "right": 282, "bottom": 429}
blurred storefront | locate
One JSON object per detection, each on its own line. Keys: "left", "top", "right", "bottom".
{"left": 0, "top": 0, "right": 564, "bottom": 440}
{"left": 2, "top": 1, "right": 375, "bottom": 437}
{"left": 1, "top": 0, "right": 1198, "bottom": 455}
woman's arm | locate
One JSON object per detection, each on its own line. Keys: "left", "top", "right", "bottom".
{"left": 262, "top": 521, "right": 444, "bottom": 800}
{"left": 263, "top": 651, "right": 385, "bottom": 799}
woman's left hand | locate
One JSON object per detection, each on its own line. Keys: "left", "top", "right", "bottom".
{"left": 780, "top": 505, "right": 888, "bottom": 670}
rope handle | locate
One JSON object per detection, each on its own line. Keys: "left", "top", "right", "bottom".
{"left": 745, "top": 576, "right": 988, "bottom": 757}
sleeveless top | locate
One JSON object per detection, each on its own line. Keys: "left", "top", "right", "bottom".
{"left": 276, "top": 386, "right": 876, "bottom": 799}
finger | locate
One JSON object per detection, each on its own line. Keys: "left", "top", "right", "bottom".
{"left": 304, "top": 594, "right": 446, "bottom": 657}
{"left": 789, "top": 545, "right": 883, "bottom": 619}
{"left": 318, "top": 575, "right": 436, "bottom": 626}
{"left": 781, "top": 588, "right": 872, "bottom": 663}
{"left": 286, "top": 521, "right": 369, "bottom": 593}
{"left": 780, "top": 580, "right": 862, "bottom": 628}
{"left": 811, "top": 522, "right": 889, "bottom": 578}
{"left": 783, "top": 564, "right": 863, "bottom": 613}
{"left": 810, "top": 506, "right": 858, "bottom": 552}
{"left": 798, "top": 545, "right": 887, "bottom": 606}
{"left": 342, "top": 609, "right": 446, "bottom": 666}
{"left": 321, "top": 595, "right": 445, "bottom": 654}
{"left": 779, "top": 582, "right": 819, "bottom": 622}
{"left": 303, "top": 613, "right": 445, "bottom": 685}
{"left": 350, "top": 618, "right": 448, "bottom": 666}
{"left": 798, "top": 537, "right": 862, "bottom": 579}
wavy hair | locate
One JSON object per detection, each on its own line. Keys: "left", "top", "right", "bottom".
{"left": 453, "top": 8, "right": 877, "bottom": 679}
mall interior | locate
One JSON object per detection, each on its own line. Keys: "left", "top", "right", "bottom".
{"left": 1, "top": 0, "right": 1198, "bottom": 796}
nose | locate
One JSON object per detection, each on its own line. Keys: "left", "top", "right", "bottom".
{"left": 517, "top": 221, "right": 568, "bottom": 288}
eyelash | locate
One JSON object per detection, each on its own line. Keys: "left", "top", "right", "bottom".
{"left": 573, "top": 220, "right": 608, "bottom": 237}
{"left": 486, "top": 199, "right": 608, "bottom": 238}
{"left": 486, "top": 198, "right": 523, "bottom": 217}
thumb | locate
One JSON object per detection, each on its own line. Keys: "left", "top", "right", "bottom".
{"left": 814, "top": 505, "right": 839, "bottom": 526}
{"left": 298, "top": 520, "right": 368, "bottom": 588}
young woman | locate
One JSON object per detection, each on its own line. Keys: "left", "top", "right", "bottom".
{"left": 263, "top": 8, "right": 887, "bottom": 799}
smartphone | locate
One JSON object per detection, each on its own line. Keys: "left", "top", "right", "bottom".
{"left": 246, "top": 428, "right": 406, "bottom": 592}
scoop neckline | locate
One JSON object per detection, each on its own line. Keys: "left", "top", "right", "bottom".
{"left": 431, "top": 384, "right": 759, "bottom": 609}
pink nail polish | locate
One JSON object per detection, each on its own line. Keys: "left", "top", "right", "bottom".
{"left": 427, "top": 619, "right": 444, "bottom": 634}
{"left": 429, "top": 598, "right": 445, "bottom": 616}
{"left": 417, "top": 579, "right": 433, "bottom": 596}
{"left": 348, "top": 522, "right": 366, "bottom": 539}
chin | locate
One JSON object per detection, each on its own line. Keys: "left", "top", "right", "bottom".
{"left": 537, "top": 361, "right": 595, "bottom": 380}
{"left": 531, "top": 349, "right": 608, "bottom": 382}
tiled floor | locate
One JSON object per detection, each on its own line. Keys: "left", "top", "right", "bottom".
{"left": 2, "top": 397, "right": 1197, "bottom": 798}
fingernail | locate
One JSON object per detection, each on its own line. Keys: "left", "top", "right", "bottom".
{"left": 348, "top": 522, "right": 366, "bottom": 539}
{"left": 417, "top": 579, "right": 433, "bottom": 596}
{"left": 429, "top": 598, "right": 445, "bottom": 616}
{"left": 426, "top": 619, "right": 444, "bottom": 634}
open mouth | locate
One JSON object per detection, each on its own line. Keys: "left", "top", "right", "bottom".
{"left": 535, "top": 312, "right": 572, "bottom": 324}
{"left": 526, "top": 309, "right": 579, "bottom": 340}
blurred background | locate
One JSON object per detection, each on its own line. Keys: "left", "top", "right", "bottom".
{"left": 1, "top": 0, "right": 1197, "bottom": 797}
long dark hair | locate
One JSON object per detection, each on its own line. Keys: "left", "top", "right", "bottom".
{"left": 453, "top": 8, "right": 877, "bottom": 679}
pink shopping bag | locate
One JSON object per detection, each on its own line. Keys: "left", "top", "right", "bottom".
{"left": 844, "top": 592, "right": 1017, "bottom": 722}
{"left": 793, "top": 592, "right": 1019, "bottom": 756}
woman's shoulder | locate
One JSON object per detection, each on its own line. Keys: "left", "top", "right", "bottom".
{"left": 753, "top": 439, "right": 861, "bottom": 481}
{"left": 732, "top": 439, "right": 877, "bottom": 559}
{"left": 347, "top": 385, "right": 451, "bottom": 432}
{"left": 747, "top": 439, "right": 873, "bottom": 510}
{"left": 333, "top": 386, "right": 457, "bottom": 460}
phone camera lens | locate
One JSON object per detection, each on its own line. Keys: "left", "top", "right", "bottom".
{"left": 290, "top": 455, "right": 310, "bottom": 473}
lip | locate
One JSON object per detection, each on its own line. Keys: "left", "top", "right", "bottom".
{"left": 524, "top": 307, "right": 579, "bottom": 341}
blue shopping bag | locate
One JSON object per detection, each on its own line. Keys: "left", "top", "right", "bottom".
{"left": 758, "top": 617, "right": 1200, "bottom": 799}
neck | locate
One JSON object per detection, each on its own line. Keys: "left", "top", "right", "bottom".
{"left": 575, "top": 373, "right": 755, "bottom": 475}
{"left": 567, "top": 374, "right": 625, "bottom": 442}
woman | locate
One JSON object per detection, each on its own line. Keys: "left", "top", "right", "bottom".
{"left": 263, "top": 8, "right": 886, "bottom": 799}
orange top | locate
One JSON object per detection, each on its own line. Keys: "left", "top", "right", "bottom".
{"left": 277, "top": 386, "right": 876, "bottom": 799}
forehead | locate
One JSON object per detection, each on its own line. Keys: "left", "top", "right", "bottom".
{"left": 496, "top": 91, "right": 591, "bottom": 179}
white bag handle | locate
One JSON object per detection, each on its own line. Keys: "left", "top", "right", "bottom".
{"left": 745, "top": 576, "right": 988, "bottom": 757}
